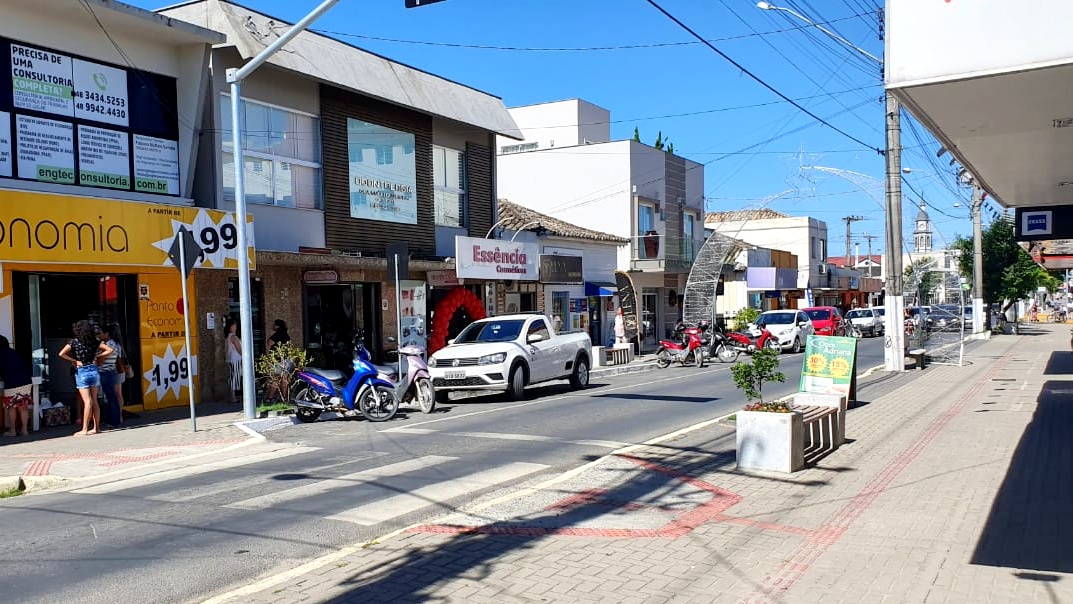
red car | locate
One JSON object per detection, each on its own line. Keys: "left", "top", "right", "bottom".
{"left": 802, "top": 306, "right": 846, "bottom": 336}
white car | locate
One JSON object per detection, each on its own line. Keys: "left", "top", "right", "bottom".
{"left": 428, "top": 314, "right": 592, "bottom": 402}
{"left": 845, "top": 307, "right": 885, "bottom": 337}
{"left": 753, "top": 310, "right": 814, "bottom": 353}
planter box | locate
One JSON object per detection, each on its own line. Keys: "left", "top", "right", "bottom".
{"left": 736, "top": 409, "right": 804, "bottom": 473}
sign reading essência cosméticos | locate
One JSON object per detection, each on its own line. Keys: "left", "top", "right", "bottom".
{"left": 2, "top": 38, "right": 181, "bottom": 195}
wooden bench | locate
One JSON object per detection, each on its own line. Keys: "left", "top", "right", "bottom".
{"left": 907, "top": 348, "right": 926, "bottom": 370}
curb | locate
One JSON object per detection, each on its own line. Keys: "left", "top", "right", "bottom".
{"left": 590, "top": 361, "right": 658, "bottom": 379}
{"left": 1, "top": 475, "right": 22, "bottom": 492}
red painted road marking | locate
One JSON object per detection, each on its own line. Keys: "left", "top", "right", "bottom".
{"left": 15, "top": 438, "right": 246, "bottom": 476}
{"left": 743, "top": 347, "right": 1017, "bottom": 603}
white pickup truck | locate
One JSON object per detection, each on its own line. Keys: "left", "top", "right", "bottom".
{"left": 428, "top": 314, "right": 592, "bottom": 402}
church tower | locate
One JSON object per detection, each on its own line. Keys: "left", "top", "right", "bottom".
{"left": 913, "top": 203, "right": 932, "bottom": 254}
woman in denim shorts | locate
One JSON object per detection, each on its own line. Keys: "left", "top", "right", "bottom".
{"left": 58, "top": 321, "right": 113, "bottom": 435}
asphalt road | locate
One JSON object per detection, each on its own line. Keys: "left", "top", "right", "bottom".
{"left": 0, "top": 336, "right": 888, "bottom": 604}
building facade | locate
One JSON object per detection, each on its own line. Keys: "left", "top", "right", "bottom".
{"left": 159, "top": 1, "right": 520, "bottom": 401}
{"left": 496, "top": 99, "right": 706, "bottom": 348}
{"left": 0, "top": 0, "right": 229, "bottom": 419}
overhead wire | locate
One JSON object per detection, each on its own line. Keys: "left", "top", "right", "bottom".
{"left": 642, "top": 0, "right": 880, "bottom": 153}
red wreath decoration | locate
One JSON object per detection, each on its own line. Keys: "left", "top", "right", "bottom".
{"left": 429, "top": 288, "right": 487, "bottom": 354}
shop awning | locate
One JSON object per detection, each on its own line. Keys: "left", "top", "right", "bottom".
{"left": 585, "top": 281, "right": 618, "bottom": 296}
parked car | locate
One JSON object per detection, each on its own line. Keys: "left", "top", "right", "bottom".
{"left": 845, "top": 307, "right": 884, "bottom": 337}
{"left": 428, "top": 314, "right": 592, "bottom": 402}
{"left": 802, "top": 306, "right": 846, "bottom": 337}
{"left": 753, "top": 310, "right": 814, "bottom": 353}
{"left": 927, "top": 306, "right": 962, "bottom": 330}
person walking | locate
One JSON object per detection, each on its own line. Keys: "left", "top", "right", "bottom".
{"left": 0, "top": 335, "right": 33, "bottom": 437}
{"left": 96, "top": 324, "right": 123, "bottom": 427}
{"left": 59, "top": 321, "right": 113, "bottom": 436}
{"left": 225, "top": 318, "right": 242, "bottom": 404}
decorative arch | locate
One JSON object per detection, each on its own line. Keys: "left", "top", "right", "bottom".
{"left": 429, "top": 288, "right": 487, "bottom": 354}
{"left": 682, "top": 231, "right": 745, "bottom": 327}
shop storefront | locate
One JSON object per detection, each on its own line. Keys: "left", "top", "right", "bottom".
{"left": 0, "top": 191, "right": 252, "bottom": 412}
{"left": 540, "top": 252, "right": 584, "bottom": 333}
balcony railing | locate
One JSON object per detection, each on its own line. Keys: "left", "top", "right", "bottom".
{"left": 631, "top": 233, "right": 699, "bottom": 272}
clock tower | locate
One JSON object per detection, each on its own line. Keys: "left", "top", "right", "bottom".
{"left": 913, "top": 203, "right": 932, "bottom": 254}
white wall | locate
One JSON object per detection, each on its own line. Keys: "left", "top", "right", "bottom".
{"left": 887, "top": 0, "right": 1073, "bottom": 86}
{"left": 707, "top": 216, "right": 827, "bottom": 289}
{"left": 577, "top": 100, "right": 611, "bottom": 145}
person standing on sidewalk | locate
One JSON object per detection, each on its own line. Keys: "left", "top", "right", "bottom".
{"left": 96, "top": 324, "right": 123, "bottom": 428}
{"left": 225, "top": 318, "right": 242, "bottom": 404}
{"left": 614, "top": 308, "right": 627, "bottom": 344}
{"left": 267, "top": 319, "right": 290, "bottom": 350}
{"left": 59, "top": 321, "right": 113, "bottom": 436}
{"left": 0, "top": 335, "right": 33, "bottom": 437}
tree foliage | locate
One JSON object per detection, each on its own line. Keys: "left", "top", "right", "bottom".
{"left": 951, "top": 218, "right": 1058, "bottom": 311}
{"left": 632, "top": 126, "right": 641, "bottom": 143}
{"left": 731, "top": 347, "right": 786, "bottom": 405}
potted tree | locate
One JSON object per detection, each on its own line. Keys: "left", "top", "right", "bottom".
{"left": 731, "top": 348, "right": 803, "bottom": 473}
{"left": 255, "top": 342, "right": 310, "bottom": 417}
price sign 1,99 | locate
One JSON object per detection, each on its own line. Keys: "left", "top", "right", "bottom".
{"left": 150, "top": 357, "right": 189, "bottom": 390}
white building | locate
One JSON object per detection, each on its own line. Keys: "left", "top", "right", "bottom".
{"left": 496, "top": 99, "right": 705, "bottom": 347}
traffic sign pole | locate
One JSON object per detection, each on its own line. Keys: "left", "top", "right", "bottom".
{"left": 178, "top": 230, "right": 197, "bottom": 432}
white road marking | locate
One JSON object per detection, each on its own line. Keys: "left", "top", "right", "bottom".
{"left": 325, "top": 462, "right": 549, "bottom": 526}
{"left": 454, "top": 431, "right": 557, "bottom": 442}
{"left": 71, "top": 446, "right": 317, "bottom": 495}
{"left": 379, "top": 427, "right": 438, "bottom": 434}
{"left": 147, "top": 456, "right": 384, "bottom": 503}
{"left": 569, "top": 439, "right": 632, "bottom": 448}
{"left": 226, "top": 456, "right": 454, "bottom": 510}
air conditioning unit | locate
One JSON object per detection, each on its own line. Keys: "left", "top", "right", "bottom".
{"left": 734, "top": 262, "right": 748, "bottom": 272}
{"left": 818, "top": 264, "right": 828, "bottom": 275}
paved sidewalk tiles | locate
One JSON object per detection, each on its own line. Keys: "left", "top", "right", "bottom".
{"left": 218, "top": 324, "right": 1073, "bottom": 604}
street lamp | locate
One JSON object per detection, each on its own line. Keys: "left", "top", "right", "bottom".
{"left": 228, "top": 0, "right": 340, "bottom": 419}
{"left": 756, "top": 2, "right": 905, "bottom": 371}
{"left": 509, "top": 221, "right": 543, "bottom": 242}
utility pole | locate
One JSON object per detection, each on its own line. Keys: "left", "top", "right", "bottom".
{"left": 971, "top": 184, "right": 985, "bottom": 334}
{"left": 863, "top": 234, "right": 878, "bottom": 277}
{"left": 883, "top": 94, "right": 906, "bottom": 372}
{"left": 843, "top": 215, "right": 864, "bottom": 266}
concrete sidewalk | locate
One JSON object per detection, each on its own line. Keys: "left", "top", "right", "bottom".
{"left": 207, "top": 323, "right": 1073, "bottom": 604}
{"left": 0, "top": 402, "right": 259, "bottom": 492}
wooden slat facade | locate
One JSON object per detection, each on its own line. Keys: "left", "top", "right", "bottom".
{"left": 466, "top": 140, "right": 494, "bottom": 240}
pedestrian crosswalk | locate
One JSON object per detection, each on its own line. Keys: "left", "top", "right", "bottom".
{"left": 76, "top": 453, "right": 550, "bottom": 530}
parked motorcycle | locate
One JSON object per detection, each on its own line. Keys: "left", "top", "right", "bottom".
{"left": 656, "top": 322, "right": 707, "bottom": 368}
{"left": 708, "top": 323, "right": 779, "bottom": 363}
{"left": 291, "top": 331, "right": 399, "bottom": 423}
{"left": 377, "top": 343, "right": 436, "bottom": 414}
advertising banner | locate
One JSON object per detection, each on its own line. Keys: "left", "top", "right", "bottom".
{"left": 799, "top": 335, "right": 857, "bottom": 400}
{"left": 347, "top": 117, "right": 417, "bottom": 224}
{"left": 539, "top": 254, "right": 583, "bottom": 284}
{"left": 399, "top": 280, "right": 427, "bottom": 350}
{"left": 455, "top": 235, "right": 538, "bottom": 280}
{"left": 0, "top": 191, "right": 255, "bottom": 268}
{"left": 3, "top": 37, "right": 180, "bottom": 195}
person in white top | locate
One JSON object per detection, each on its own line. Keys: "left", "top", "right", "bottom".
{"left": 225, "top": 318, "right": 242, "bottom": 403}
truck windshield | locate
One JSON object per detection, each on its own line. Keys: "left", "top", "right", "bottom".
{"left": 453, "top": 319, "right": 526, "bottom": 344}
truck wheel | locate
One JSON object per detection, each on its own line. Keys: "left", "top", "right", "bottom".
{"left": 569, "top": 356, "right": 589, "bottom": 389}
{"left": 506, "top": 364, "right": 527, "bottom": 401}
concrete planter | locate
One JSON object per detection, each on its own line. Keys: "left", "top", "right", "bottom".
{"left": 736, "top": 409, "right": 804, "bottom": 473}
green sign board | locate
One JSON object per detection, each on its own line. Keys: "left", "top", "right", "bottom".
{"left": 800, "top": 335, "right": 858, "bottom": 401}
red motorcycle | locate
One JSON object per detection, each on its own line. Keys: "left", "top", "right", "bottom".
{"left": 709, "top": 323, "right": 779, "bottom": 363}
{"left": 656, "top": 323, "right": 707, "bottom": 368}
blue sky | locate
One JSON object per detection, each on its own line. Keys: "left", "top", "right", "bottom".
{"left": 134, "top": 0, "right": 979, "bottom": 255}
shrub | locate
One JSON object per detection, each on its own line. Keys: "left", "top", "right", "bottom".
{"left": 731, "top": 347, "right": 786, "bottom": 406}
{"left": 732, "top": 307, "right": 761, "bottom": 332}
{"left": 255, "top": 341, "right": 310, "bottom": 404}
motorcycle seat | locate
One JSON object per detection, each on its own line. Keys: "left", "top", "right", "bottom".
{"left": 373, "top": 363, "right": 400, "bottom": 380}
{"left": 304, "top": 367, "right": 345, "bottom": 382}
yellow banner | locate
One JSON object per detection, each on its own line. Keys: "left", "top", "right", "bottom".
{"left": 0, "top": 190, "right": 254, "bottom": 268}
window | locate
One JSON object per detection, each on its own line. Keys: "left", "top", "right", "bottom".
{"left": 820, "top": 238, "right": 827, "bottom": 261}
{"left": 811, "top": 236, "right": 817, "bottom": 259}
{"left": 682, "top": 212, "right": 696, "bottom": 261}
{"left": 528, "top": 319, "right": 550, "bottom": 342}
{"left": 434, "top": 146, "right": 467, "bottom": 227}
{"left": 222, "top": 95, "right": 322, "bottom": 209}
{"left": 638, "top": 204, "right": 655, "bottom": 234}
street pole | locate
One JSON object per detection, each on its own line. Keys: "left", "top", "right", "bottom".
{"left": 227, "top": 0, "right": 340, "bottom": 420}
{"left": 864, "top": 234, "right": 877, "bottom": 277}
{"left": 843, "top": 215, "right": 864, "bottom": 265}
{"left": 971, "top": 184, "right": 985, "bottom": 334}
{"left": 178, "top": 234, "right": 197, "bottom": 432}
{"left": 883, "top": 94, "right": 906, "bottom": 372}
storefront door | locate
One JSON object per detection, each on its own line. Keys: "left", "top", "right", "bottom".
{"left": 642, "top": 289, "right": 659, "bottom": 346}
{"left": 304, "top": 283, "right": 379, "bottom": 369}
{"left": 11, "top": 272, "right": 140, "bottom": 406}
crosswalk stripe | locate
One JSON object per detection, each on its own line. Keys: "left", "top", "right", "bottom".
{"left": 71, "top": 446, "right": 317, "bottom": 495}
{"left": 226, "top": 455, "right": 455, "bottom": 510}
{"left": 569, "top": 439, "right": 631, "bottom": 449}
{"left": 454, "top": 431, "right": 557, "bottom": 442}
{"left": 147, "top": 455, "right": 386, "bottom": 503}
{"left": 379, "top": 427, "right": 438, "bottom": 434}
{"left": 324, "top": 462, "right": 549, "bottom": 526}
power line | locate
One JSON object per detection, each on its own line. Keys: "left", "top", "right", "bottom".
{"left": 310, "top": 13, "right": 871, "bottom": 52}
{"left": 643, "top": 0, "right": 880, "bottom": 153}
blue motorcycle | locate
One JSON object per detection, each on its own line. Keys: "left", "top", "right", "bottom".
{"left": 291, "top": 332, "right": 399, "bottom": 423}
